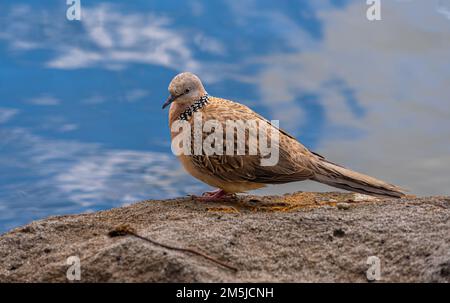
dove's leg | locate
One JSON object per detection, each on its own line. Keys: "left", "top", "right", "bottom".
{"left": 201, "top": 188, "right": 223, "bottom": 197}
{"left": 193, "top": 189, "right": 235, "bottom": 201}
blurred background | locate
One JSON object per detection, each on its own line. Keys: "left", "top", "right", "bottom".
{"left": 1, "top": 0, "right": 449, "bottom": 232}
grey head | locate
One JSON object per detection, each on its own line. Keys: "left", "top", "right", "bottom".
{"left": 162, "top": 72, "right": 207, "bottom": 109}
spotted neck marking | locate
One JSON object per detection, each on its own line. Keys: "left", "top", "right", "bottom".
{"left": 179, "top": 94, "right": 209, "bottom": 121}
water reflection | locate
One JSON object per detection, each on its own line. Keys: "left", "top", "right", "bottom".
{"left": 0, "top": 128, "right": 206, "bottom": 231}
{"left": 0, "top": 0, "right": 449, "bottom": 232}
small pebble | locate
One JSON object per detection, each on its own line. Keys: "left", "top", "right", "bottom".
{"left": 337, "top": 202, "right": 350, "bottom": 210}
{"left": 333, "top": 228, "right": 346, "bottom": 237}
{"left": 353, "top": 193, "right": 378, "bottom": 202}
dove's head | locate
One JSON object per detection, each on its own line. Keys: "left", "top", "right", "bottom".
{"left": 162, "top": 72, "right": 207, "bottom": 109}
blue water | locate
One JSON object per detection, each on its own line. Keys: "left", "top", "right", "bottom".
{"left": 1, "top": 0, "right": 450, "bottom": 232}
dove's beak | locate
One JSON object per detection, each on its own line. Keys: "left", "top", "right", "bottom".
{"left": 162, "top": 94, "right": 176, "bottom": 109}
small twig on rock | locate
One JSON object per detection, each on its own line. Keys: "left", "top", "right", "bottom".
{"left": 108, "top": 224, "right": 238, "bottom": 272}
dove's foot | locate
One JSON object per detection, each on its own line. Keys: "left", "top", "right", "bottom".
{"left": 191, "top": 189, "right": 236, "bottom": 202}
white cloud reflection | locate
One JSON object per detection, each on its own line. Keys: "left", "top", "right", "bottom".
{"left": 48, "top": 4, "right": 197, "bottom": 70}
{"left": 123, "top": 89, "right": 150, "bottom": 103}
{"left": 437, "top": 0, "right": 450, "bottom": 19}
{"left": 0, "top": 108, "right": 19, "bottom": 123}
{"left": 0, "top": 4, "right": 203, "bottom": 72}
{"left": 28, "top": 95, "right": 61, "bottom": 106}
{"left": 48, "top": 4, "right": 200, "bottom": 71}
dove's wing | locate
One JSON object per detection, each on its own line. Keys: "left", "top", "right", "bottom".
{"left": 188, "top": 97, "right": 316, "bottom": 184}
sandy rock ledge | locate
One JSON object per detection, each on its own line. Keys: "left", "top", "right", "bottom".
{"left": 0, "top": 192, "right": 449, "bottom": 282}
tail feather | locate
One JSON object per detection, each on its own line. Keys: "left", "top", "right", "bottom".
{"left": 313, "top": 159, "right": 406, "bottom": 198}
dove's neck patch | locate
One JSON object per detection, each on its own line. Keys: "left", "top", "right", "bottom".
{"left": 179, "top": 94, "right": 209, "bottom": 121}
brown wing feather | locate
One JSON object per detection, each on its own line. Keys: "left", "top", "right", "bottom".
{"left": 188, "top": 97, "right": 316, "bottom": 184}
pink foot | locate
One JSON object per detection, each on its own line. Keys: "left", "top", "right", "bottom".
{"left": 192, "top": 189, "right": 235, "bottom": 202}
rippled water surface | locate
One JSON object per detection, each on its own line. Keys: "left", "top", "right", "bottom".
{"left": 1, "top": 0, "right": 450, "bottom": 232}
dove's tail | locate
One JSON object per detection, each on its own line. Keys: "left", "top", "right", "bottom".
{"left": 312, "top": 158, "right": 406, "bottom": 198}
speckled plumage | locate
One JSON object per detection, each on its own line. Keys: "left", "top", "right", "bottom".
{"left": 165, "top": 72, "right": 405, "bottom": 198}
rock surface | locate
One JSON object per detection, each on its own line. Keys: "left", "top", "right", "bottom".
{"left": 0, "top": 192, "right": 449, "bottom": 282}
